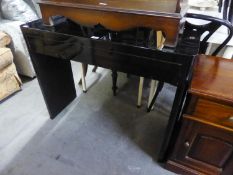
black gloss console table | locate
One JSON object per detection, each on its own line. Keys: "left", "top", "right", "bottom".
{"left": 21, "top": 17, "right": 199, "bottom": 161}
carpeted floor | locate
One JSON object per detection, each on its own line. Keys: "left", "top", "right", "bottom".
{"left": 0, "top": 62, "right": 176, "bottom": 175}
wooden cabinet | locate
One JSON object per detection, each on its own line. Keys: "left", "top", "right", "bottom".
{"left": 189, "top": 98, "right": 233, "bottom": 129}
{"left": 167, "top": 116, "right": 233, "bottom": 175}
{"left": 166, "top": 55, "right": 233, "bottom": 175}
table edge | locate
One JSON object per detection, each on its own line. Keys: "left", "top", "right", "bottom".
{"left": 38, "top": 1, "right": 183, "bottom": 19}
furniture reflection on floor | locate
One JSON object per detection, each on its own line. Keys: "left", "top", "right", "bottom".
{"left": 166, "top": 55, "right": 233, "bottom": 175}
{"left": 0, "top": 32, "right": 22, "bottom": 101}
{"left": 147, "top": 13, "right": 233, "bottom": 112}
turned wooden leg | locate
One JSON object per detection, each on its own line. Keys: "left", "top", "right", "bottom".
{"left": 81, "top": 63, "right": 87, "bottom": 93}
{"left": 78, "top": 63, "right": 88, "bottom": 85}
{"left": 147, "top": 81, "right": 164, "bottom": 112}
{"left": 147, "top": 80, "right": 158, "bottom": 109}
{"left": 223, "top": 46, "right": 233, "bottom": 59}
{"left": 111, "top": 70, "right": 118, "bottom": 96}
{"left": 92, "top": 66, "right": 98, "bottom": 72}
{"left": 137, "top": 77, "right": 144, "bottom": 108}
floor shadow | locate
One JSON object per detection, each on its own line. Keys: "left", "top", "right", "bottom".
{"left": 19, "top": 75, "right": 36, "bottom": 84}
{"left": 0, "top": 71, "right": 176, "bottom": 175}
{"left": 97, "top": 75, "right": 175, "bottom": 160}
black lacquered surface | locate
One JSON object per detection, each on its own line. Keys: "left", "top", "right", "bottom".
{"left": 22, "top": 17, "right": 198, "bottom": 85}
{"left": 21, "top": 17, "right": 200, "bottom": 161}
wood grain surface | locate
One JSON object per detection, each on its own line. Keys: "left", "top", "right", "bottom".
{"left": 38, "top": 0, "right": 187, "bottom": 15}
{"left": 38, "top": 0, "right": 188, "bottom": 46}
{"left": 189, "top": 54, "right": 233, "bottom": 106}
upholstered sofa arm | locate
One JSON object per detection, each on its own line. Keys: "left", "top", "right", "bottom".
{"left": 0, "top": 20, "right": 35, "bottom": 77}
{"left": 0, "top": 31, "right": 11, "bottom": 47}
{"left": 0, "top": 48, "right": 13, "bottom": 70}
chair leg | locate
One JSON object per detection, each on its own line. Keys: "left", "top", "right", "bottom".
{"left": 92, "top": 66, "right": 98, "bottom": 72}
{"left": 81, "top": 63, "right": 87, "bottom": 93}
{"left": 137, "top": 77, "right": 144, "bottom": 108}
{"left": 223, "top": 46, "right": 233, "bottom": 59}
{"left": 205, "top": 43, "right": 213, "bottom": 55}
{"left": 147, "top": 81, "right": 164, "bottom": 112}
{"left": 147, "top": 80, "right": 157, "bottom": 109}
{"left": 218, "top": 0, "right": 223, "bottom": 12}
{"left": 112, "top": 70, "right": 118, "bottom": 96}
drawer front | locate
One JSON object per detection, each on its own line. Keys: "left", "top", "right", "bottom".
{"left": 170, "top": 118, "right": 233, "bottom": 175}
{"left": 188, "top": 98, "right": 233, "bottom": 129}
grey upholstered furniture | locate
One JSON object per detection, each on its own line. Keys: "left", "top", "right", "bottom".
{"left": 0, "top": 0, "right": 41, "bottom": 77}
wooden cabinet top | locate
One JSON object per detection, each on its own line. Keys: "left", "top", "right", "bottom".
{"left": 190, "top": 55, "right": 233, "bottom": 105}
{"left": 38, "top": 0, "right": 188, "bottom": 18}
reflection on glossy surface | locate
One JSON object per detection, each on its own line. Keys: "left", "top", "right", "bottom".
{"left": 190, "top": 55, "right": 233, "bottom": 104}
{"left": 21, "top": 17, "right": 196, "bottom": 85}
{"left": 25, "top": 16, "right": 157, "bottom": 48}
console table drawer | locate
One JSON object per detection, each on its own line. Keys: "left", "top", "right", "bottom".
{"left": 167, "top": 117, "right": 233, "bottom": 175}
{"left": 188, "top": 98, "right": 233, "bottom": 129}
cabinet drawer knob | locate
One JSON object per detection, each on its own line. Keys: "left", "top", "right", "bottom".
{"left": 184, "top": 141, "right": 190, "bottom": 147}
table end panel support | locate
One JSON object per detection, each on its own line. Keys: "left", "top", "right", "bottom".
{"left": 30, "top": 53, "right": 77, "bottom": 119}
{"left": 158, "top": 84, "right": 187, "bottom": 161}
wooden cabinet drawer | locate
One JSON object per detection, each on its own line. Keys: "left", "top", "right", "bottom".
{"left": 167, "top": 117, "right": 233, "bottom": 175}
{"left": 188, "top": 98, "right": 233, "bottom": 129}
